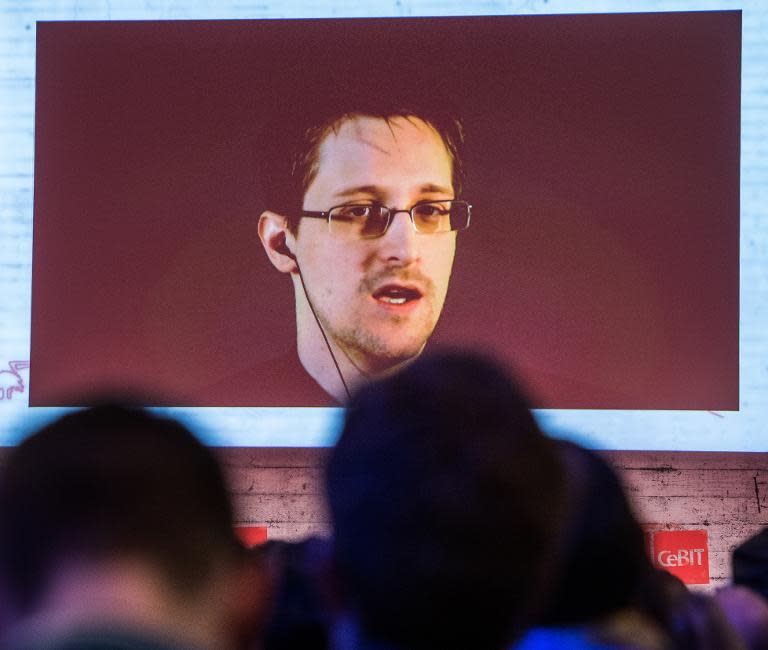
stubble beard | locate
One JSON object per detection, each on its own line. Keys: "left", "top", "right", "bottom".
{"left": 320, "top": 270, "right": 441, "bottom": 376}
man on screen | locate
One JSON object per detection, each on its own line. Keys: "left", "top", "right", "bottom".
{"left": 249, "top": 96, "right": 471, "bottom": 404}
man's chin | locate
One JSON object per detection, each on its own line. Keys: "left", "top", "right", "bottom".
{"left": 353, "top": 340, "right": 428, "bottom": 376}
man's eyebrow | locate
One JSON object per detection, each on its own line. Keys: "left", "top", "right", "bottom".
{"left": 332, "top": 183, "right": 454, "bottom": 200}
{"left": 418, "top": 183, "right": 454, "bottom": 196}
{"left": 333, "top": 185, "right": 385, "bottom": 200}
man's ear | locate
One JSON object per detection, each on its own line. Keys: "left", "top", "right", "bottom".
{"left": 258, "top": 211, "right": 298, "bottom": 273}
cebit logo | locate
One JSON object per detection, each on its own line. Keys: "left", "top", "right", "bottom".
{"left": 657, "top": 548, "right": 705, "bottom": 567}
{"left": 648, "top": 530, "right": 709, "bottom": 585}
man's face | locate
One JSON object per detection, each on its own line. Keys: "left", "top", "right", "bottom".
{"left": 294, "top": 115, "right": 457, "bottom": 374}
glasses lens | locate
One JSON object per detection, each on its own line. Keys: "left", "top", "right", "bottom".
{"left": 329, "top": 204, "right": 389, "bottom": 239}
{"left": 412, "top": 201, "right": 470, "bottom": 233}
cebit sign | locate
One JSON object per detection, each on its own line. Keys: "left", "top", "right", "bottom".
{"left": 649, "top": 529, "right": 709, "bottom": 585}
{"left": 234, "top": 525, "right": 268, "bottom": 548}
{"left": 657, "top": 548, "right": 705, "bottom": 567}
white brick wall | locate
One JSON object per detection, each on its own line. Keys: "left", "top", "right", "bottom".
{"left": 216, "top": 448, "right": 768, "bottom": 587}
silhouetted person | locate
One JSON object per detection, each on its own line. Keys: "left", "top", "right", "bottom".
{"left": 718, "top": 527, "right": 768, "bottom": 649}
{"left": 515, "top": 441, "right": 669, "bottom": 649}
{"left": 259, "top": 537, "right": 334, "bottom": 650}
{"left": 716, "top": 586, "right": 768, "bottom": 650}
{"left": 0, "top": 405, "right": 255, "bottom": 649}
{"left": 517, "top": 442, "right": 744, "bottom": 650}
{"left": 325, "top": 350, "right": 567, "bottom": 650}
{"left": 734, "top": 529, "right": 768, "bottom": 603}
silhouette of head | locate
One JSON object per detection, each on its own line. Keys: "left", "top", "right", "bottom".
{"left": 326, "top": 350, "right": 567, "bottom": 649}
{"left": 0, "top": 405, "right": 241, "bottom": 626}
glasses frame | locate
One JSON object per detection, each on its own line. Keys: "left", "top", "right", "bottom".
{"left": 300, "top": 199, "right": 472, "bottom": 239}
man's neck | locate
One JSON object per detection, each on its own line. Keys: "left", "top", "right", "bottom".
{"left": 295, "top": 317, "right": 366, "bottom": 403}
{"left": 5, "top": 560, "right": 228, "bottom": 650}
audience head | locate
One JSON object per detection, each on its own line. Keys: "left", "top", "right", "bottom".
{"left": 733, "top": 529, "right": 768, "bottom": 603}
{"left": 325, "top": 350, "right": 567, "bottom": 650}
{"left": 716, "top": 586, "right": 768, "bottom": 650}
{"left": 653, "top": 574, "right": 746, "bottom": 650}
{"left": 0, "top": 404, "right": 247, "bottom": 648}
{"left": 260, "top": 537, "right": 334, "bottom": 650}
{"left": 533, "top": 443, "right": 746, "bottom": 650}
{"left": 539, "top": 440, "right": 654, "bottom": 627}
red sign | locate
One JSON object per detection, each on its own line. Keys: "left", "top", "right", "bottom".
{"left": 234, "top": 525, "right": 268, "bottom": 548}
{"left": 649, "top": 529, "right": 709, "bottom": 584}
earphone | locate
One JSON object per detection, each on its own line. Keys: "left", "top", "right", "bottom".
{"left": 281, "top": 242, "right": 351, "bottom": 399}
{"left": 278, "top": 242, "right": 296, "bottom": 260}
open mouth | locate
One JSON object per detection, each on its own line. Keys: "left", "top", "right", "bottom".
{"left": 372, "top": 284, "right": 423, "bottom": 306}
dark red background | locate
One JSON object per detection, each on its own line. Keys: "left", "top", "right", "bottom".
{"left": 30, "top": 12, "right": 741, "bottom": 408}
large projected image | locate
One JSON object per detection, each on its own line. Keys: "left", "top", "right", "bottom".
{"left": 29, "top": 13, "right": 739, "bottom": 412}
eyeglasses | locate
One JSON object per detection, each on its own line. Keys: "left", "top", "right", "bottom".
{"left": 300, "top": 200, "right": 472, "bottom": 239}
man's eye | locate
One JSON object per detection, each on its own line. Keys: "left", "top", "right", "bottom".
{"left": 414, "top": 203, "right": 449, "bottom": 218}
{"left": 352, "top": 206, "right": 373, "bottom": 218}
{"left": 336, "top": 205, "right": 373, "bottom": 219}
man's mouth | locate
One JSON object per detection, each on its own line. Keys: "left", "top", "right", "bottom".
{"left": 372, "top": 284, "right": 423, "bottom": 306}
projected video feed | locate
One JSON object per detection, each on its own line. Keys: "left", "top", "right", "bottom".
{"left": 30, "top": 12, "right": 739, "bottom": 411}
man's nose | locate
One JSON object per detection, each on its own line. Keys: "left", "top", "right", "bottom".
{"left": 378, "top": 210, "right": 418, "bottom": 264}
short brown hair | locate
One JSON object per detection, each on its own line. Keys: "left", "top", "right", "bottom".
{"left": 258, "top": 88, "right": 465, "bottom": 231}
